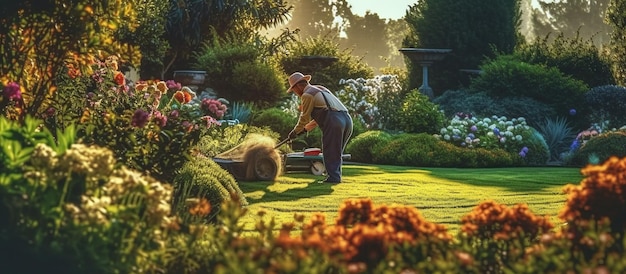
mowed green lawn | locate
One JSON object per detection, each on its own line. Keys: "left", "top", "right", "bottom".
{"left": 237, "top": 163, "right": 584, "bottom": 234}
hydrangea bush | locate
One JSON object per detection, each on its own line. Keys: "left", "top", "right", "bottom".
{"left": 436, "top": 114, "right": 537, "bottom": 160}
{"left": 336, "top": 74, "right": 403, "bottom": 129}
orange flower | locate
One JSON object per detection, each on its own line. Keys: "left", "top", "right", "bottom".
{"left": 135, "top": 82, "right": 148, "bottom": 92}
{"left": 156, "top": 81, "right": 168, "bottom": 94}
{"left": 114, "top": 71, "right": 125, "bottom": 86}
{"left": 173, "top": 90, "right": 193, "bottom": 104}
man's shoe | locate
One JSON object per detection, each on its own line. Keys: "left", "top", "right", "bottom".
{"left": 322, "top": 179, "right": 341, "bottom": 184}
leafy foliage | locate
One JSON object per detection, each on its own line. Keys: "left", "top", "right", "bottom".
{"left": 396, "top": 90, "right": 445, "bottom": 134}
{"left": 566, "top": 129, "right": 626, "bottom": 166}
{"left": 1, "top": 143, "right": 175, "bottom": 273}
{"left": 584, "top": 85, "right": 626, "bottom": 129}
{"left": 0, "top": 0, "right": 141, "bottom": 116}
{"left": 607, "top": 0, "right": 626, "bottom": 85}
{"left": 514, "top": 32, "right": 614, "bottom": 87}
{"left": 404, "top": 0, "right": 521, "bottom": 95}
{"left": 371, "top": 133, "right": 520, "bottom": 168}
{"left": 470, "top": 55, "right": 589, "bottom": 128}
{"left": 249, "top": 107, "right": 297, "bottom": 141}
{"left": 164, "top": 0, "right": 291, "bottom": 74}
{"left": 345, "top": 130, "right": 392, "bottom": 163}
{"left": 278, "top": 36, "right": 373, "bottom": 92}
{"left": 172, "top": 155, "right": 247, "bottom": 225}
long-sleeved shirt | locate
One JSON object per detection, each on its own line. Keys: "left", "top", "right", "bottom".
{"left": 293, "top": 84, "right": 348, "bottom": 133}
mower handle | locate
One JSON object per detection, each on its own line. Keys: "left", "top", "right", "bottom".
{"left": 274, "top": 131, "right": 305, "bottom": 149}
{"left": 274, "top": 137, "right": 291, "bottom": 149}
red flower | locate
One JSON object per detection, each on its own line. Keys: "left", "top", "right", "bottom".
{"left": 114, "top": 71, "right": 125, "bottom": 86}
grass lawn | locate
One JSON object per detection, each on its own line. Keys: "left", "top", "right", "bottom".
{"left": 237, "top": 163, "right": 584, "bottom": 234}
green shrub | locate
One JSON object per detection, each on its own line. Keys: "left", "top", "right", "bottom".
{"left": 566, "top": 130, "right": 626, "bottom": 166}
{"left": 584, "top": 85, "right": 626, "bottom": 130}
{"left": 397, "top": 90, "right": 446, "bottom": 134}
{"left": 434, "top": 90, "right": 500, "bottom": 118}
{"left": 346, "top": 130, "right": 393, "bottom": 163}
{"left": 373, "top": 133, "right": 519, "bottom": 168}
{"left": 495, "top": 97, "right": 557, "bottom": 128}
{"left": 277, "top": 36, "right": 373, "bottom": 92}
{"left": 193, "top": 39, "right": 285, "bottom": 107}
{"left": 172, "top": 155, "right": 248, "bottom": 225}
{"left": 1, "top": 143, "right": 173, "bottom": 274}
{"left": 514, "top": 33, "right": 615, "bottom": 88}
{"left": 249, "top": 107, "right": 297, "bottom": 140}
{"left": 470, "top": 56, "right": 589, "bottom": 126}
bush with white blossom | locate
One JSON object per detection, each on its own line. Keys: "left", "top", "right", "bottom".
{"left": 336, "top": 75, "right": 403, "bottom": 129}
{"left": 435, "top": 114, "right": 534, "bottom": 158}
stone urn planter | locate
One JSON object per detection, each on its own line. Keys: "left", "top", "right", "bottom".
{"left": 173, "top": 70, "right": 207, "bottom": 91}
{"left": 399, "top": 48, "right": 451, "bottom": 99}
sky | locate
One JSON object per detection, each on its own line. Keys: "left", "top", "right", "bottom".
{"left": 347, "top": 0, "right": 416, "bottom": 20}
{"left": 347, "top": 0, "right": 543, "bottom": 20}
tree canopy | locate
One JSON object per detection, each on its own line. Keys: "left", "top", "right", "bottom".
{"left": 404, "top": 0, "right": 522, "bottom": 95}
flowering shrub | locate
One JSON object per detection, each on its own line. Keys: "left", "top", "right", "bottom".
{"left": 1, "top": 142, "right": 177, "bottom": 273}
{"left": 460, "top": 200, "right": 554, "bottom": 273}
{"left": 336, "top": 75, "right": 403, "bottom": 129}
{"left": 436, "top": 114, "right": 544, "bottom": 162}
{"left": 47, "top": 55, "right": 231, "bottom": 182}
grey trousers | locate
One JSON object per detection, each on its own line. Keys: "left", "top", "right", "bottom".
{"left": 312, "top": 109, "right": 353, "bottom": 182}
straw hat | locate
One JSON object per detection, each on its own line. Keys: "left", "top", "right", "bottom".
{"left": 287, "top": 72, "right": 311, "bottom": 93}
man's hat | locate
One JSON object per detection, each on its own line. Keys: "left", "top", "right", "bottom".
{"left": 287, "top": 72, "right": 311, "bottom": 93}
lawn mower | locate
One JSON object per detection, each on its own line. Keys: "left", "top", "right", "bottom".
{"left": 212, "top": 135, "right": 350, "bottom": 181}
{"left": 274, "top": 136, "right": 351, "bottom": 176}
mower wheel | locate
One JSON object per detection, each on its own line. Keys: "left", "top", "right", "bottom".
{"left": 311, "top": 161, "right": 325, "bottom": 176}
{"left": 253, "top": 155, "right": 278, "bottom": 181}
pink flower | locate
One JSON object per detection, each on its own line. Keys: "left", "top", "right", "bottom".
{"left": 3, "top": 82, "right": 22, "bottom": 101}
{"left": 152, "top": 111, "right": 167, "bottom": 127}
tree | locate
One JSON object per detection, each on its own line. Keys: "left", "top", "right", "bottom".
{"left": 532, "top": 0, "right": 611, "bottom": 47}
{"left": 404, "top": 0, "right": 521, "bottom": 96}
{"left": 607, "top": 0, "right": 626, "bottom": 85}
{"left": 342, "top": 12, "right": 390, "bottom": 72}
{"left": 285, "top": 0, "right": 349, "bottom": 39}
{"left": 163, "top": 0, "right": 291, "bottom": 78}
{"left": 0, "top": 0, "right": 141, "bottom": 117}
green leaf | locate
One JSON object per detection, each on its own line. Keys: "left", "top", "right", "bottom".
{"left": 2, "top": 141, "right": 34, "bottom": 168}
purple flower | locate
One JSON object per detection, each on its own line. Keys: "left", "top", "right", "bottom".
{"left": 493, "top": 128, "right": 500, "bottom": 136}
{"left": 521, "top": 146, "right": 529, "bottom": 153}
{"left": 569, "top": 109, "right": 576, "bottom": 116}
{"left": 468, "top": 133, "right": 475, "bottom": 139}
{"left": 569, "top": 139, "right": 580, "bottom": 151}
{"left": 131, "top": 109, "right": 150, "bottom": 128}
{"left": 152, "top": 111, "right": 167, "bottom": 127}
{"left": 3, "top": 82, "right": 22, "bottom": 101}
{"left": 470, "top": 125, "right": 478, "bottom": 132}
{"left": 519, "top": 151, "right": 526, "bottom": 158}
